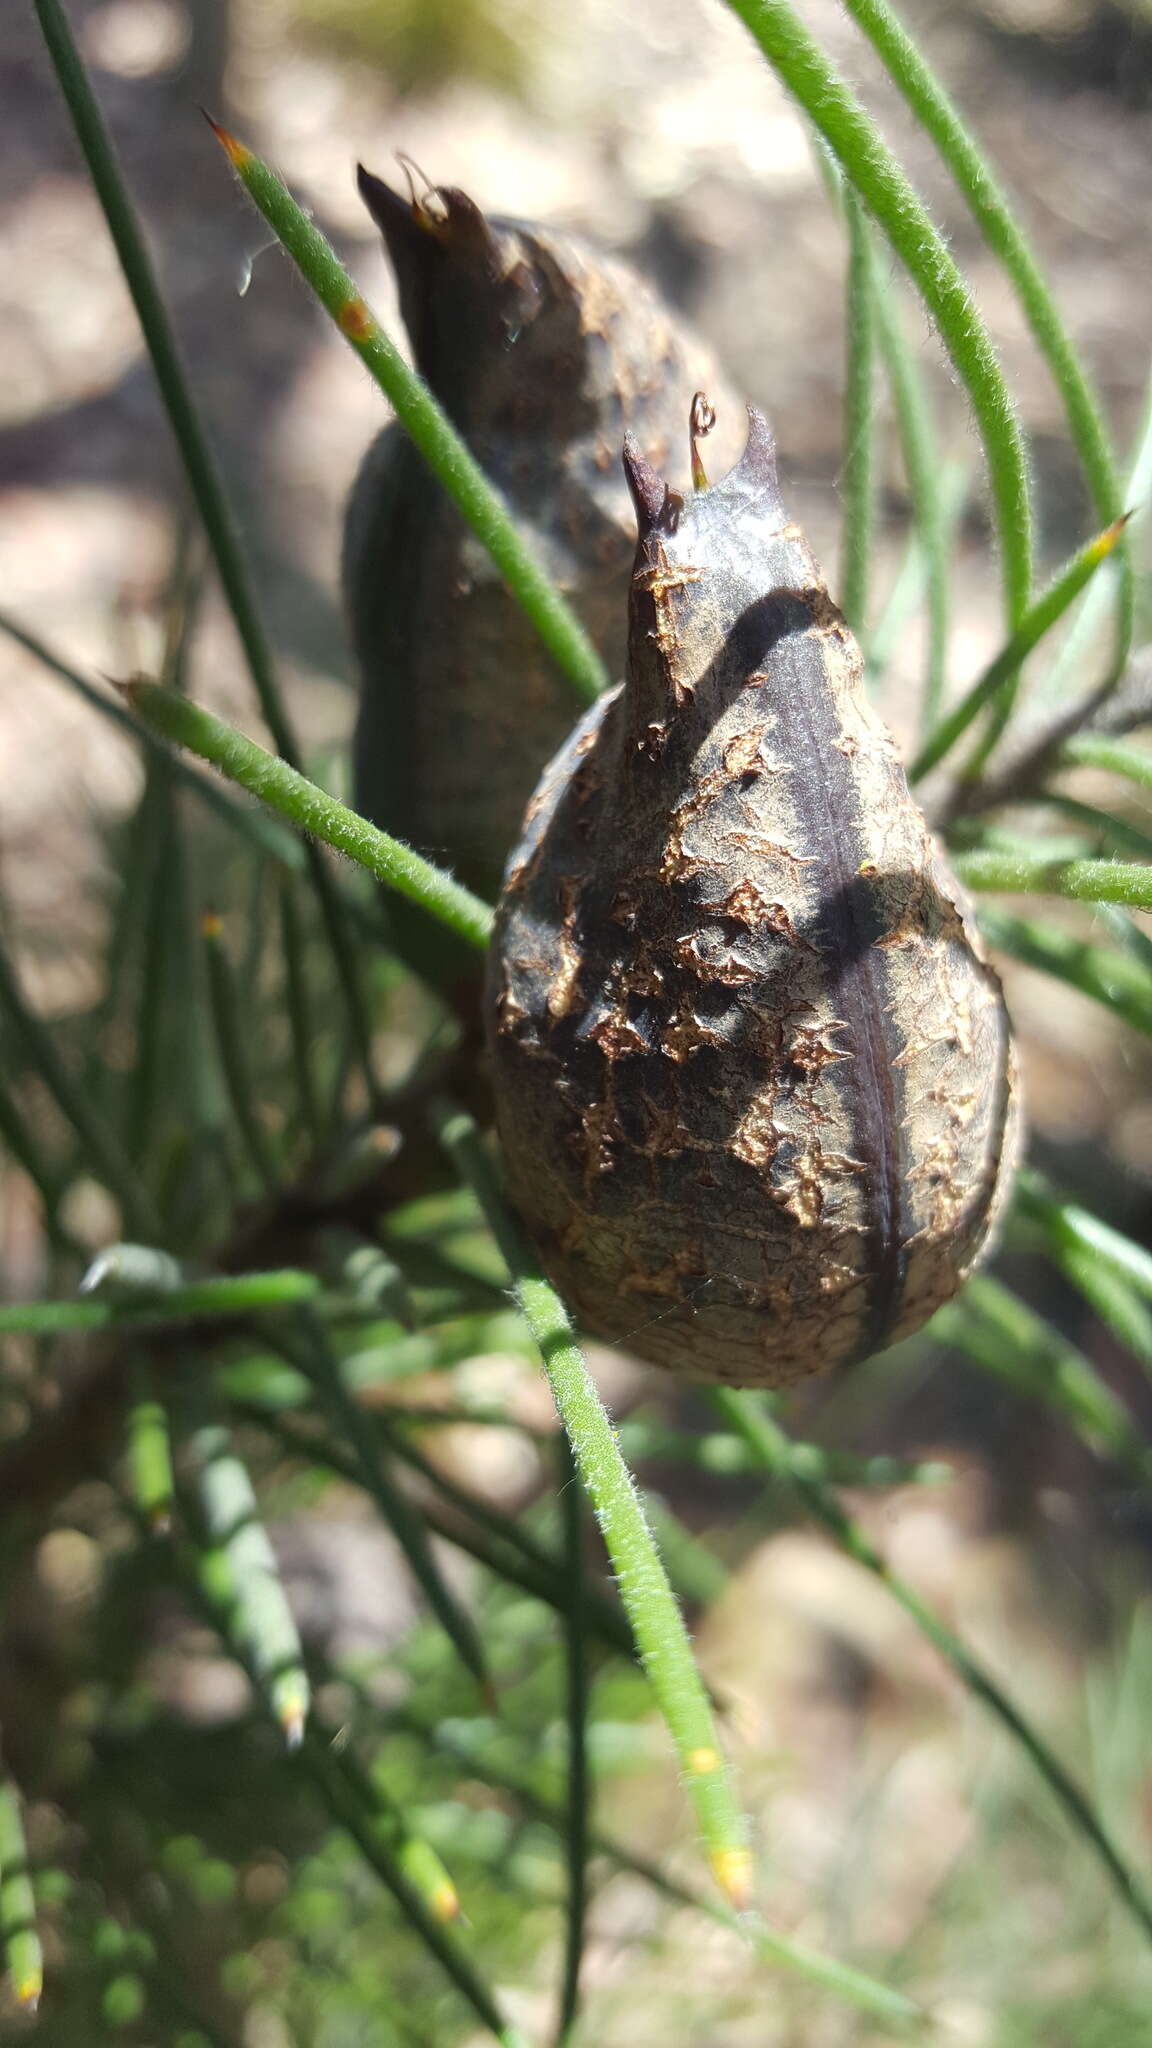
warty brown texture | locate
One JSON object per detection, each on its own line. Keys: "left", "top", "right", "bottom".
{"left": 486, "top": 411, "right": 1019, "bottom": 1387}
{"left": 344, "top": 167, "right": 741, "bottom": 897}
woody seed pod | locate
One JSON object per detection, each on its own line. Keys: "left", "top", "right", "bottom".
{"left": 344, "top": 167, "right": 741, "bottom": 897}
{"left": 486, "top": 410, "right": 1019, "bottom": 1387}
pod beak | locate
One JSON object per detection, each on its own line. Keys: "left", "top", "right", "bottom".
{"left": 623, "top": 434, "right": 683, "bottom": 538}
{"left": 357, "top": 162, "right": 428, "bottom": 249}
{"left": 731, "top": 406, "right": 782, "bottom": 503}
{"left": 356, "top": 162, "right": 504, "bottom": 377}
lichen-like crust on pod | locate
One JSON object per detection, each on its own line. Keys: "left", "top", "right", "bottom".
{"left": 486, "top": 409, "right": 1020, "bottom": 1387}
{"left": 344, "top": 166, "right": 742, "bottom": 897}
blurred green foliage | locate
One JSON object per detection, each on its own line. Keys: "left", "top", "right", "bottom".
{"left": 4, "top": 0, "right": 1152, "bottom": 2039}
{"left": 289, "top": 0, "right": 537, "bottom": 96}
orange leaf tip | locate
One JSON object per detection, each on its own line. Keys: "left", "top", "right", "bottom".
{"left": 1091, "top": 512, "right": 1134, "bottom": 560}
{"left": 202, "top": 110, "right": 254, "bottom": 170}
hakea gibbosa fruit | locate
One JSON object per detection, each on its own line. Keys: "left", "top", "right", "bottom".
{"left": 344, "top": 166, "right": 741, "bottom": 897}
{"left": 486, "top": 407, "right": 1019, "bottom": 1387}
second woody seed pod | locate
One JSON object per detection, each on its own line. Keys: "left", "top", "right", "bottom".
{"left": 344, "top": 167, "right": 741, "bottom": 896}
{"left": 487, "top": 409, "right": 1019, "bottom": 1387}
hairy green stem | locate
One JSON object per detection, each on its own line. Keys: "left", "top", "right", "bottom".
{"left": 722, "top": 0, "right": 1032, "bottom": 628}
{"left": 209, "top": 119, "right": 608, "bottom": 709}
{"left": 432, "top": 1101, "right": 753, "bottom": 1910}
{"left": 242, "top": 1400, "right": 640, "bottom": 1663}
{"left": 0, "top": 610, "right": 304, "bottom": 867}
{"left": 954, "top": 851, "right": 1152, "bottom": 910}
{"left": 839, "top": 0, "right": 1129, "bottom": 661}
{"left": 124, "top": 684, "right": 493, "bottom": 949}
{"left": 409, "top": 1713, "right": 924, "bottom": 2028}
{"left": 912, "top": 517, "right": 1126, "bottom": 781}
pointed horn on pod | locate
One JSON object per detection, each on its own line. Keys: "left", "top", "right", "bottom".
{"left": 623, "top": 434, "right": 683, "bottom": 538}
{"left": 357, "top": 163, "right": 426, "bottom": 241}
{"left": 730, "top": 406, "right": 784, "bottom": 507}
{"left": 356, "top": 162, "right": 494, "bottom": 260}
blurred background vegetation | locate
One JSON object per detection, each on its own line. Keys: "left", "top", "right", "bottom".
{"left": 4, "top": 0, "right": 1152, "bottom": 2041}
